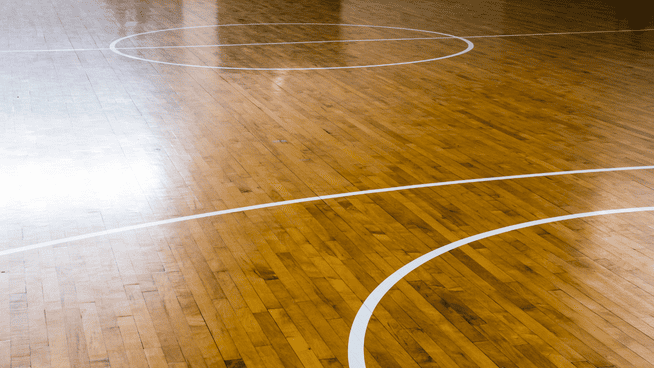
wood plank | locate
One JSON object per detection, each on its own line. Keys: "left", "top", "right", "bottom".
{"left": 3, "top": 0, "right": 654, "bottom": 366}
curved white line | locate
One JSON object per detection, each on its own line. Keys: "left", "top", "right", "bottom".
{"left": 2, "top": 165, "right": 653, "bottom": 258}
{"left": 109, "top": 23, "right": 474, "bottom": 70}
{"left": 347, "top": 206, "right": 654, "bottom": 368}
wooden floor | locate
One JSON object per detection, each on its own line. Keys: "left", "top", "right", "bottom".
{"left": 2, "top": 0, "right": 654, "bottom": 367}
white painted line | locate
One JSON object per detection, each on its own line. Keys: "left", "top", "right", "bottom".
{"left": 99, "top": 27, "right": 654, "bottom": 51}
{"left": 0, "top": 47, "right": 110, "bottom": 53}
{"left": 347, "top": 206, "right": 654, "bottom": 368}
{"left": 0, "top": 37, "right": 451, "bottom": 53}
{"left": 1, "top": 27, "right": 651, "bottom": 54}
{"left": 318, "top": 165, "right": 654, "bottom": 200}
{"left": 464, "top": 28, "right": 654, "bottom": 39}
{"left": 109, "top": 23, "right": 474, "bottom": 70}
{"left": 114, "top": 37, "right": 454, "bottom": 50}
{"left": 2, "top": 165, "right": 653, "bottom": 258}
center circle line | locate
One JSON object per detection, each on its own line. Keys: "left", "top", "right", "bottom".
{"left": 108, "top": 23, "right": 474, "bottom": 70}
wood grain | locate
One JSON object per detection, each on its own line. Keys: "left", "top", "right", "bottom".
{"left": 1, "top": 0, "right": 654, "bottom": 366}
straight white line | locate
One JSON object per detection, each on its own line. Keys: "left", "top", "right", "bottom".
{"left": 111, "top": 27, "right": 654, "bottom": 50}
{"left": 115, "top": 37, "right": 452, "bottom": 50}
{"left": 0, "top": 37, "right": 446, "bottom": 53}
{"left": 464, "top": 28, "right": 654, "bottom": 39}
{"left": 0, "top": 28, "right": 651, "bottom": 54}
{"left": 0, "top": 47, "right": 110, "bottom": 53}
{"left": 347, "top": 206, "right": 654, "bottom": 367}
{"left": 1, "top": 165, "right": 653, "bottom": 258}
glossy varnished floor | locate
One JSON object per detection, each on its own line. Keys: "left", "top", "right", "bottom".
{"left": 2, "top": 0, "right": 654, "bottom": 367}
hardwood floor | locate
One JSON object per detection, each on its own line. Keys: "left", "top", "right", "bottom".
{"left": 1, "top": 0, "right": 654, "bottom": 367}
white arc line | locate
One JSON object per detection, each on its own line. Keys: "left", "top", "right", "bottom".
{"left": 1, "top": 165, "right": 653, "bottom": 258}
{"left": 347, "top": 206, "right": 654, "bottom": 368}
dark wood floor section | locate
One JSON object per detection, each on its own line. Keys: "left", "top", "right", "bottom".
{"left": 1, "top": 0, "right": 654, "bottom": 367}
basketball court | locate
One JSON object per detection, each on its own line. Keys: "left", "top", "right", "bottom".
{"left": 1, "top": 0, "right": 654, "bottom": 366}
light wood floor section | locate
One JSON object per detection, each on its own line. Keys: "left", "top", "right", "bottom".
{"left": 1, "top": 0, "right": 654, "bottom": 367}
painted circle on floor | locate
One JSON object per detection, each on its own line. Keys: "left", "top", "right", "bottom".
{"left": 109, "top": 23, "right": 474, "bottom": 70}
